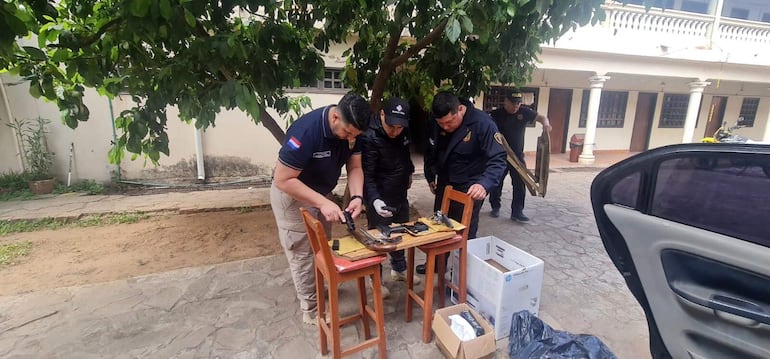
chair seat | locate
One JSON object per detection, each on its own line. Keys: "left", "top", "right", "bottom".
{"left": 417, "top": 233, "right": 462, "bottom": 250}
{"left": 316, "top": 252, "right": 386, "bottom": 273}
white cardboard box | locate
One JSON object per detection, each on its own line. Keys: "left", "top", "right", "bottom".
{"left": 462, "top": 236, "right": 544, "bottom": 340}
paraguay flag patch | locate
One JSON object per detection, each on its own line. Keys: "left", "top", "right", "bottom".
{"left": 287, "top": 136, "right": 302, "bottom": 150}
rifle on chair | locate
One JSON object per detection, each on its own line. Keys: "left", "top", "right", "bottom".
{"left": 343, "top": 211, "right": 399, "bottom": 252}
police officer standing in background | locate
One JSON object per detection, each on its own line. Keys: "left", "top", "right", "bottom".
{"left": 489, "top": 90, "right": 551, "bottom": 222}
{"left": 361, "top": 98, "right": 421, "bottom": 293}
{"left": 420, "top": 91, "right": 507, "bottom": 274}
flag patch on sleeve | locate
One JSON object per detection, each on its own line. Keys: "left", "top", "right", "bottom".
{"left": 287, "top": 136, "right": 302, "bottom": 150}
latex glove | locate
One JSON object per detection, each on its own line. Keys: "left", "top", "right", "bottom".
{"left": 373, "top": 199, "right": 393, "bottom": 218}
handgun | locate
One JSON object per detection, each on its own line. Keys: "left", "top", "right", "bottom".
{"left": 432, "top": 210, "right": 454, "bottom": 229}
{"left": 343, "top": 210, "right": 398, "bottom": 252}
{"left": 377, "top": 224, "right": 407, "bottom": 238}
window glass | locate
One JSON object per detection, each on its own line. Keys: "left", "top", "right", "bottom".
{"left": 738, "top": 98, "right": 759, "bottom": 127}
{"left": 651, "top": 155, "right": 770, "bottom": 246}
{"left": 611, "top": 172, "right": 641, "bottom": 208}
{"left": 658, "top": 94, "right": 690, "bottom": 128}
{"left": 579, "top": 90, "right": 628, "bottom": 128}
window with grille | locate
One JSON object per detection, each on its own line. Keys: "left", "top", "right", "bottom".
{"left": 323, "top": 69, "right": 348, "bottom": 89}
{"left": 659, "top": 94, "right": 689, "bottom": 128}
{"left": 578, "top": 90, "right": 628, "bottom": 128}
{"left": 738, "top": 98, "right": 759, "bottom": 127}
{"left": 295, "top": 68, "right": 349, "bottom": 91}
{"left": 483, "top": 86, "right": 539, "bottom": 127}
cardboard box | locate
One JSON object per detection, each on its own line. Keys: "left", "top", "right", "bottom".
{"left": 432, "top": 303, "right": 496, "bottom": 359}
{"left": 465, "top": 236, "right": 544, "bottom": 340}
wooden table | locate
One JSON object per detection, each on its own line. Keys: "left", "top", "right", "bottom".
{"left": 335, "top": 228, "right": 457, "bottom": 261}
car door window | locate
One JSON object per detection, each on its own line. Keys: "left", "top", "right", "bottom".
{"left": 650, "top": 155, "right": 770, "bottom": 246}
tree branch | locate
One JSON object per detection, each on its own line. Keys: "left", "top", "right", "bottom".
{"left": 390, "top": 18, "right": 448, "bottom": 68}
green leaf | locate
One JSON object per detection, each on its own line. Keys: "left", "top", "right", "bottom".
{"left": 159, "top": 0, "right": 173, "bottom": 20}
{"left": 506, "top": 5, "right": 516, "bottom": 17}
{"left": 29, "top": 81, "right": 42, "bottom": 98}
{"left": 23, "top": 46, "right": 47, "bottom": 61}
{"left": 129, "top": 0, "right": 151, "bottom": 17}
{"left": 461, "top": 16, "right": 473, "bottom": 33}
{"left": 446, "top": 18, "right": 461, "bottom": 43}
{"left": 184, "top": 9, "right": 196, "bottom": 27}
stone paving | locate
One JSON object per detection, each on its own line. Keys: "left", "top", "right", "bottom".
{"left": 0, "top": 168, "right": 651, "bottom": 358}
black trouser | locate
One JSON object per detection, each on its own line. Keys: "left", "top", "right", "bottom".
{"left": 489, "top": 156, "right": 526, "bottom": 216}
{"left": 433, "top": 184, "right": 484, "bottom": 240}
{"left": 366, "top": 198, "right": 409, "bottom": 272}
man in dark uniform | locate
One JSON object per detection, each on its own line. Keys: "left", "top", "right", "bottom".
{"left": 270, "top": 92, "right": 371, "bottom": 325}
{"left": 489, "top": 90, "right": 551, "bottom": 222}
{"left": 420, "top": 91, "right": 507, "bottom": 273}
{"left": 361, "top": 97, "right": 421, "bottom": 290}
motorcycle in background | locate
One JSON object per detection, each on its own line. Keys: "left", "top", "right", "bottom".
{"left": 699, "top": 118, "right": 770, "bottom": 177}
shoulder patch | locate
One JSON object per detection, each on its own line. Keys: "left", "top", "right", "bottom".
{"left": 287, "top": 136, "right": 302, "bottom": 151}
{"left": 494, "top": 132, "right": 504, "bottom": 145}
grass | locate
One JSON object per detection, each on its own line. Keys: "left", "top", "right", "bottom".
{"left": 0, "top": 171, "right": 107, "bottom": 202}
{"left": 0, "top": 241, "right": 32, "bottom": 265}
{"left": 0, "top": 213, "right": 149, "bottom": 236}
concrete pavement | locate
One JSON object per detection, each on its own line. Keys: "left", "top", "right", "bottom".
{"left": 0, "top": 154, "right": 650, "bottom": 358}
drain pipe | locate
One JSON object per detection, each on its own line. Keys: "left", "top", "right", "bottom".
{"left": 194, "top": 126, "right": 205, "bottom": 181}
{"left": 108, "top": 98, "right": 121, "bottom": 181}
{"left": 1, "top": 76, "right": 25, "bottom": 172}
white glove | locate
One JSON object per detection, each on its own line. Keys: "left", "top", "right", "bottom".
{"left": 373, "top": 199, "right": 393, "bottom": 218}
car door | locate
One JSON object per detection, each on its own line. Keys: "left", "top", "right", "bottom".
{"left": 590, "top": 143, "right": 770, "bottom": 359}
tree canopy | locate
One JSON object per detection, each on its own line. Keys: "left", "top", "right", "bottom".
{"left": 1, "top": 0, "right": 606, "bottom": 163}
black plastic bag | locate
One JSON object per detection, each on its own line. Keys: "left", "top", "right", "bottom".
{"left": 508, "top": 310, "right": 617, "bottom": 359}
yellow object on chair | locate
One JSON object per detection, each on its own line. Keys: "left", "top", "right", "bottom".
{"left": 329, "top": 235, "right": 366, "bottom": 255}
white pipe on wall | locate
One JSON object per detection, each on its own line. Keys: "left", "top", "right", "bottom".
{"left": 194, "top": 127, "right": 205, "bottom": 180}
{"left": 0, "top": 76, "right": 25, "bottom": 172}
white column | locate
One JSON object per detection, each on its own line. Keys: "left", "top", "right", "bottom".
{"left": 682, "top": 81, "right": 710, "bottom": 143}
{"left": 579, "top": 75, "right": 610, "bottom": 165}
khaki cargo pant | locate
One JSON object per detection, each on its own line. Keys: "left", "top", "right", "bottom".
{"left": 270, "top": 184, "right": 331, "bottom": 314}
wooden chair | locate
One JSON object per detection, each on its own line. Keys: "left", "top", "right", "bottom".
{"left": 405, "top": 185, "right": 473, "bottom": 343}
{"left": 300, "top": 208, "right": 388, "bottom": 359}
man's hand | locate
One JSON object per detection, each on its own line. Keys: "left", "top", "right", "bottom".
{"left": 466, "top": 183, "right": 487, "bottom": 200}
{"left": 373, "top": 199, "right": 393, "bottom": 218}
{"left": 345, "top": 197, "right": 365, "bottom": 219}
{"left": 544, "top": 122, "right": 552, "bottom": 133}
{"left": 428, "top": 181, "right": 437, "bottom": 194}
{"left": 320, "top": 200, "right": 344, "bottom": 223}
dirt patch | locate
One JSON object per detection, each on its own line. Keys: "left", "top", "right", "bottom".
{"left": 0, "top": 209, "right": 346, "bottom": 297}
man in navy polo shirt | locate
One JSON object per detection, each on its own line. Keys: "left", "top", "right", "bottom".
{"left": 270, "top": 92, "right": 371, "bottom": 325}
{"left": 489, "top": 90, "right": 551, "bottom": 222}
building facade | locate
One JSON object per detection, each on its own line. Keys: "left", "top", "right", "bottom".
{"left": 1, "top": 0, "right": 768, "bottom": 181}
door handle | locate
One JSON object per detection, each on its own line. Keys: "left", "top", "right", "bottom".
{"left": 708, "top": 294, "right": 770, "bottom": 325}
{"left": 670, "top": 283, "right": 770, "bottom": 325}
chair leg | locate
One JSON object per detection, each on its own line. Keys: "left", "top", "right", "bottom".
{"left": 422, "top": 251, "right": 436, "bottom": 343}
{"left": 436, "top": 252, "right": 447, "bottom": 309}
{"left": 405, "top": 247, "right": 415, "bottom": 322}
{"left": 316, "top": 268, "right": 328, "bottom": 355}
{"left": 328, "top": 280, "right": 342, "bottom": 359}
{"left": 458, "top": 248, "right": 467, "bottom": 303}
{"left": 371, "top": 270, "right": 387, "bottom": 359}
{"left": 357, "top": 276, "right": 371, "bottom": 339}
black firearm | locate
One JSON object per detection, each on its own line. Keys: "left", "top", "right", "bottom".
{"left": 377, "top": 224, "right": 408, "bottom": 238}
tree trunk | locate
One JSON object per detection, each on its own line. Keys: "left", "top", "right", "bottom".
{"left": 259, "top": 107, "right": 286, "bottom": 144}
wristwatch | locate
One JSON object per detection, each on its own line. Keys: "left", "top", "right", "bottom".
{"left": 350, "top": 195, "right": 364, "bottom": 203}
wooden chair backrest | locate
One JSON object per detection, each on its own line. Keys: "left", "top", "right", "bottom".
{"left": 439, "top": 185, "right": 474, "bottom": 241}
{"left": 300, "top": 208, "right": 334, "bottom": 267}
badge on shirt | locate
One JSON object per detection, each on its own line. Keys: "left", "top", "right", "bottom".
{"left": 517, "top": 114, "right": 524, "bottom": 121}
{"left": 287, "top": 136, "right": 302, "bottom": 151}
{"left": 463, "top": 131, "right": 472, "bottom": 142}
{"left": 313, "top": 151, "right": 331, "bottom": 158}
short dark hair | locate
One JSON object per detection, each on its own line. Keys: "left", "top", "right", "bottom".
{"left": 431, "top": 91, "right": 461, "bottom": 119}
{"left": 338, "top": 93, "right": 371, "bottom": 131}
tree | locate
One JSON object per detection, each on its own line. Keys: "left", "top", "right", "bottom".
{"left": 1, "top": 0, "right": 606, "bottom": 163}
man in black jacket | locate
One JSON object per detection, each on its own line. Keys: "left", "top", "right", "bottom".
{"left": 419, "top": 92, "right": 507, "bottom": 274}
{"left": 361, "top": 98, "right": 420, "bottom": 287}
